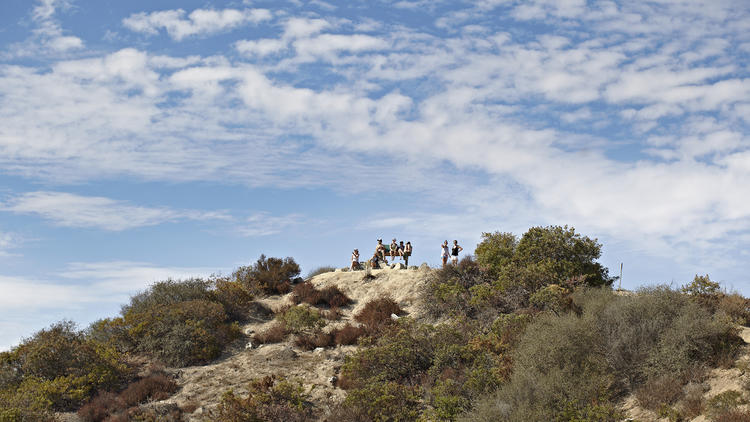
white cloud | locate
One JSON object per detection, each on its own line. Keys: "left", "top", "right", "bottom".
{"left": 61, "top": 261, "right": 219, "bottom": 294}
{"left": 123, "top": 8, "right": 272, "bottom": 40}
{"left": 293, "top": 34, "right": 390, "bottom": 60}
{"left": 7, "top": 0, "right": 84, "bottom": 57}
{"left": 1, "top": 0, "right": 749, "bottom": 281}
{"left": 240, "top": 213, "right": 304, "bottom": 237}
{"left": 283, "top": 17, "right": 331, "bottom": 39}
{"left": 235, "top": 38, "right": 288, "bottom": 57}
{"left": 0, "top": 231, "right": 17, "bottom": 257}
{"left": 0, "top": 192, "right": 230, "bottom": 231}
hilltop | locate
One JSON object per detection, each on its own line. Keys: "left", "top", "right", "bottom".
{"left": 4, "top": 225, "right": 750, "bottom": 422}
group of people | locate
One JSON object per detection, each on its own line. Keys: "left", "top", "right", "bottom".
{"left": 350, "top": 238, "right": 464, "bottom": 270}
{"left": 441, "top": 240, "right": 463, "bottom": 268}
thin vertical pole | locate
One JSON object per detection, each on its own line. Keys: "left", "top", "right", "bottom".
{"left": 619, "top": 262, "right": 623, "bottom": 290}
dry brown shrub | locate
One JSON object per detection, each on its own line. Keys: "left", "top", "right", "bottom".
{"left": 635, "top": 374, "right": 684, "bottom": 411}
{"left": 716, "top": 410, "right": 750, "bottom": 422}
{"left": 291, "top": 281, "right": 321, "bottom": 305}
{"left": 719, "top": 293, "right": 750, "bottom": 325}
{"left": 320, "top": 286, "right": 352, "bottom": 308}
{"left": 252, "top": 322, "right": 288, "bottom": 344}
{"left": 294, "top": 330, "right": 335, "bottom": 350}
{"left": 332, "top": 324, "right": 365, "bottom": 346}
{"left": 354, "top": 297, "right": 403, "bottom": 334}
{"left": 77, "top": 392, "right": 124, "bottom": 422}
{"left": 119, "top": 373, "right": 178, "bottom": 406}
{"left": 323, "top": 307, "right": 343, "bottom": 320}
{"left": 679, "top": 383, "right": 705, "bottom": 419}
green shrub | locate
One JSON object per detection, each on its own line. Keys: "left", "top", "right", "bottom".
{"left": 122, "top": 278, "right": 212, "bottom": 315}
{"left": 339, "top": 318, "right": 508, "bottom": 421}
{"left": 476, "top": 226, "right": 613, "bottom": 294}
{"left": 0, "top": 321, "right": 130, "bottom": 413}
{"left": 474, "top": 231, "right": 517, "bottom": 278}
{"left": 212, "top": 278, "right": 255, "bottom": 321}
{"left": 336, "top": 381, "right": 422, "bottom": 422}
{"left": 422, "top": 256, "right": 497, "bottom": 319}
{"left": 217, "top": 376, "right": 312, "bottom": 422}
{"left": 233, "top": 254, "right": 300, "bottom": 296}
{"left": 529, "top": 284, "right": 571, "bottom": 314}
{"left": 340, "top": 321, "right": 436, "bottom": 388}
{"left": 461, "top": 287, "right": 740, "bottom": 422}
{"left": 124, "top": 299, "right": 240, "bottom": 366}
{"left": 277, "top": 305, "right": 325, "bottom": 334}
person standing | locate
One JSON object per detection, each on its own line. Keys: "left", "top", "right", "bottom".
{"left": 451, "top": 240, "right": 463, "bottom": 266}
{"left": 351, "top": 249, "right": 360, "bottom": 270}
{"left": 441, "top": 240, "right": 450, "bottom": 268}
{"left": 404, "top": 241, "right": 412, "bottom": 267}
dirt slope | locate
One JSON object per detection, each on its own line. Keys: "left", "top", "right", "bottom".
{"left": 164, "top": 265, "right": 434, "bottom": 420}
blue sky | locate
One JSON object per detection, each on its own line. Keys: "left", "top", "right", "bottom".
{"left": 1, "top": 0, "right": 749, "bottom": 351}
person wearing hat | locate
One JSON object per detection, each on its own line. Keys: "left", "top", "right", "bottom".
{"left": 351, "top": 249, "right": 360, "bottom": 271}
{"left": 376, "top": 238, "right": 387, "bottom": 264}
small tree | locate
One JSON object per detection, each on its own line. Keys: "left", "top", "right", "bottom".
{"left": 476, "top": 225, "right": 613, "bottom": 292}
{"left": 475, "top": 232, "right": 517, "bottom": 278}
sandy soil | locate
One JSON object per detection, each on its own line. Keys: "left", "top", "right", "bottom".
{"left": 163, "top": 265, "right": 434, "bottom": 420}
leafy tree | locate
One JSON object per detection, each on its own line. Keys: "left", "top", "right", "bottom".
{"left": 475, "top": 225, "right": 613, "bottom": 292}
{"left": 474, "top": 231, "right": 517, "bottom": 278}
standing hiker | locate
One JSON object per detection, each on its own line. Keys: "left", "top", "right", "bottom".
{"left": 404, "top": 241, "right": 412, "bottom": 267}
{"left": 451, "top": 240, "right": 463, "bottom": 266}
{"left": 351, "top": 249, "right": 360, "bottom": 270}
{"left": 441, "top": 240, "right": 450, "bottom": 268}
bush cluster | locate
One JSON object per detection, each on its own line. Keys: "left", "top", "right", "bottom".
{"left": 89, "top": 278, "right": 250, "bottom": 367}
{"left": 216, "top": 375, "right": 313, "bottom": 422}
{"left": 336, "top": 318, "right": 509, "bottom": 421}
{"left": 0, "top": 321, "right": 131, "bottom": 419}
{"left": 460, "top": 287, "right": 741, "bottom": 422}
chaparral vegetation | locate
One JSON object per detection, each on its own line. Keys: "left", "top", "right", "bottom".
{"left": 2, "top": 226, "right": 750, "bottom": 422}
